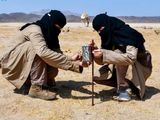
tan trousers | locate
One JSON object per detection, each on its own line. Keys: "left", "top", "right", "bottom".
{"left": 116, "top": 61, "right": 151, "bottom": 98}
{"left": 30, "top": 55, "right": 58, "bottom": 86}
{"left": 94, "top": 46, "right": 152, "bottom": 98}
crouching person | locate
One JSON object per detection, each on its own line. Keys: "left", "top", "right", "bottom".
{"left": 0, "top": 10, "right": 88, "bottom": 100}
{"left": 91, "top": 13, "right": 152, "bottom": 101}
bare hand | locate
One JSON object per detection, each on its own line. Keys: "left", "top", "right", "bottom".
{"left": 79, "top": 61, "right": 91, "bottom": 67}
{"left": 92, "top": 49, "right": 103, "bottom": 59}
{"left": 71, "top": 51, "right": 82, "bottom": 61}
{"left": 88, "top": 39, "right": 98, "bottom": 50}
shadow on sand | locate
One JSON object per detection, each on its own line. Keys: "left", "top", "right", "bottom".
{"left": 143, "top": 86, "right": 160, "bottom": 100}
{"left": 55, "top": 80, "right": 99, "bottom": 100}
{"left": 97, "top": 85, "right": 160, "bottom": 102}
{"left": 13, "top": 80, "right": 160, "bottom": 102}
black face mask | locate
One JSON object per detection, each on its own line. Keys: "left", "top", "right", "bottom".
{"left": 20, "top": 10, "right": 66, "bottom": 50}
{"left": 99, "top": 27, "right": 107, "bottom": 37}
{"left": 98, "top": 27, "right": 113, "bottom": 50}
{"left": 52, "top": 25, "right": 61, "bottom": 36}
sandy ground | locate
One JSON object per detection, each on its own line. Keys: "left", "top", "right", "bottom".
{"left": 0, "top": 23, "right": 160, "bottom": 120}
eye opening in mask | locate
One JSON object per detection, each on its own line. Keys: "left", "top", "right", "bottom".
{"left": 98, "top": 26, "right": 105, "bottom": 34}
{"left": 54, "top": 24, "right": 62, "bottom": 31}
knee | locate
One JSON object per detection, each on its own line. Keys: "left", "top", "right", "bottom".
{"left": 94, "top": 57, "right": 104, "bottom": 65}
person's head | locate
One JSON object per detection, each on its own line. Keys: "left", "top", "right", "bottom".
{"left": 49, "top": 10, "right": 66, "bottom": 30}
{"left": 39, "top": 10, "right": 66, "bottom": 35}
{"left": 19, "top": 10, "right": 66, "bottom": 50}
{"left": 37, "top": 10, "right": 67, "bottom": 49}
{"left": 20, "top": 10, "right": 66, "bottom": 34}
{"left": 92, "top": 13, "right": 113, "bottom": 49}
{"left": 92, "top": 13, "right": 109, "bottom": 36}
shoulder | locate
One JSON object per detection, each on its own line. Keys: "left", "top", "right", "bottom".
{"left": 22, "top": 24, "right": 42, "bottom": 36}
{"left": 25, "top": 24, "right": 42, "bottom": 32}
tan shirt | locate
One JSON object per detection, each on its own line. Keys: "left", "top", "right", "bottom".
{"left": 1, "top": 25, "right": 81, "bottom": 88}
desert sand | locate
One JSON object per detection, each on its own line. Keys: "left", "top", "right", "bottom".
{"left": 0, "top": 23, "right": 160, "bottom": 120}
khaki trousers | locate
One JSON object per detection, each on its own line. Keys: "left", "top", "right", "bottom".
{"left": 94, "top": 46, "right": 152, "bottom": 98}
{"left": 30, "top": 55, "right": 58, "bottom": 86}
{"left": 116, "top": 61, "right": 151, "bottom": 98}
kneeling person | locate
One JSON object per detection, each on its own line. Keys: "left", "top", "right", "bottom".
{"left": 0, "top": 10, "right": 88, "bottom": 100}
{"left": 91, "top": 13, "right": 152, "bottom": 101}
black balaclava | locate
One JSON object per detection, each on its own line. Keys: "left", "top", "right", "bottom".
{"left": 92, "top": 13, "right": 145, "bottom": 51}
{"left": 92, "top": 13, "right": 113, "bottom": 50}
{"left": 20, "top": 10, "right": 66, "bottom": 50}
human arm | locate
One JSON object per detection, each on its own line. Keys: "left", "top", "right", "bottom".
{"left": 92, "top": 46, "right": 138, "bottom": 65}
{"left": 23, "top": 25, "right": 84, "bottom": 73}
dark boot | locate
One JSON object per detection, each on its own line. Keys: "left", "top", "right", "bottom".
{"left": 28, "top": 85, "right": 57, "bottom": 100}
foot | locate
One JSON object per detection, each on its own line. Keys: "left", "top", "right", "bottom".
{"left": 126, "top": 79, "right": 140, "bottom": 99}
{"left": 28, "top": 85, "right": 57, "bottom": 100}
{"left": 113, "top": 86, "right": 131, "bottom": 102}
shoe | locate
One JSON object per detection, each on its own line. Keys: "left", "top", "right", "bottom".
{"left": 113, "top": 86, "right": 131, "bottom": 102}
{"left": 28, "top": 85, "right": 57, "bottom": 100}
{"left": 126, "top": 79, "right": 140, "bottom": 99}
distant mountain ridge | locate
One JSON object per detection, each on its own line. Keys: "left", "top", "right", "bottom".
{"left": 31, "top": 9, "right": 80, "bottom": 16}
{"left": 0, "top": 10, "right": 160, "bottom": 23}
{"left": 0, "top": 13, "right": 41, "bottom": 22}
{"left": 119, "top": 16, "right": 160, "bottom": 23}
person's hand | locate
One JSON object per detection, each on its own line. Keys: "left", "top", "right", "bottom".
{"left": 71, "top": 51, "right": 82, "bottom": 61}
{"left": 92, "top": 49, "right": 103, "bottom": 59}
{"left": 88, "top": 39, "right": 98, "bottom": 50}
{"left": 88, "top": 39, "right": 95, "bottom": 47}
{"left": 79, "top": 61, "right": 91, "bottom": 67}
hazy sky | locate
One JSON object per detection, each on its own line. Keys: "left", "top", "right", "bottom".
{"left": 0, "top": 0, "right": 160, "bottom": 16}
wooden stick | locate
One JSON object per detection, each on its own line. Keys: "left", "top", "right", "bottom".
{"left": 91, "top": 39, "right": 94, "bottom": 106}
{"left": 92, "top": 57, "right": 94, "bottom": 106}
